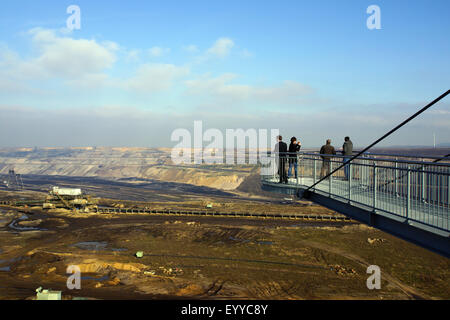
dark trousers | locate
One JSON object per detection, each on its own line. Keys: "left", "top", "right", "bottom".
{"left": 278, "top": 157, "right": 288, "bottom": 183}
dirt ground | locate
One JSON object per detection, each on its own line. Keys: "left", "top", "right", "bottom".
{"left": 0, "top": 201, "right": 448, "bottom": 300}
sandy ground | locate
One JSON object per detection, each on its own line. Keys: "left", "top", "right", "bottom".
{"left": 0, "top": 202, "right": 448, "bottom": 300}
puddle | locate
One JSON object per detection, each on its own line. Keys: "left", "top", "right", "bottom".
{"left": 73, "top": 241, "right": 108, "bottom": 251}
{"left": 8, "top": 214, "right": 47, "bottom": 232}
{"left": 0, "top": 257, "right": 20, "bottom": 273}
{"left": 229, "top": 236, "right": 273, "bottom": 245}
{"left": 256, "top": 241, "right": 273, "bottom": 245}
{"left": 0, "top": 257, "right": 21, "bottom": 264}
{"left": 229, "top": 236, "right": 250, "bottom": 244}
{"left": 81, "top": 274, "right": 109, "bottom": 282}
{"left": 71, "top": 241, "right": 128, "bottom": 252}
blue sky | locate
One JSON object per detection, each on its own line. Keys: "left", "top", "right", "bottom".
{"left": 0, "top": 0, "right": 449, "bottom": 147}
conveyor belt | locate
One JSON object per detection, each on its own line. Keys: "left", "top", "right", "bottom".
{"left": 0, "top": 200, "right": 352, "bottom": 221}
{"left": 95, "top": 206, "right": 352, "bottom": 221}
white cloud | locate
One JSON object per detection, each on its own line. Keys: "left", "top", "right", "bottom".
{"left": 2, "top": 103, "right": 449, "bottom": 148}
{"left": 0, "top": 29, "right": 195, "bottom": 95}
{"left": 185, "top": 74, "right": 314, "bottom": 105}
{"left": 102, "top": 40, "right": 120, "bottom": 52}
{"left": 0, "top": 46, "right": 19, "bottom": 67}
{"left": 183, "top": 44, "right": 199, "bottom": 53}
{"left": 125, "top": 63, "right": 189, "bottom": 93}
{"left": 0, "top": 28, "right": 118, "bottom": 91}
{"left": 0, "top": 78, "right": 36, "bottom": 94}
{"left": 148, "top": 46, "right": 171, "bottom": 57}
{"left": 125, "top": 49, "right": 141, "bottom": 63}
{"left": 429, "top": 109, "right": 450, "bottom": 115}
{"left": 206, "top": 38, "right": 234, "bottom": 58}
{"left": 65, "top": 73, "right": 111, "bottom": 89}
{"left": 27, "top": 28, "right": 117, "bottom": 79}
{"left": 241, "top": 49, "right": 253, "bottom": 58}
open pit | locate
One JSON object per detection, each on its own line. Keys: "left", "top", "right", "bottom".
{"left": 0, "top": 194, "right": 448, "bottom": 300}
{"left": 0, "top": 147, "right": 448, "bottom": 300}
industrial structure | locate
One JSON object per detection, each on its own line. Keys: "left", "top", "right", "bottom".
{"left": 3, "top": 169, "right": 24, "bottom": 190}
{"left": 43, "top": 186, "right": 97, "bottom": 212}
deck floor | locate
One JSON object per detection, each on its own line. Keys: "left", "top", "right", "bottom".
{"left": 263, "top": 176, "right": 449, "bottom": 233}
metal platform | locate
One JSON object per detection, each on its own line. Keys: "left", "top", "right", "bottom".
{"left": 261, "top": 152, "right": 450, "bottom": 258}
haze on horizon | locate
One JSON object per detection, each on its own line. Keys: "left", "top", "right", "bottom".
{"left": 0, "top": 0, "right": 449, "bottom": 149}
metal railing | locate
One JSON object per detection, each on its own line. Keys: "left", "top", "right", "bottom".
{"left": 261, "top": 152, "right": 450, "bottom": 232}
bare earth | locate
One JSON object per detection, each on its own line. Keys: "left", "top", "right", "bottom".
{"left": 0, "top": 147, "right": 448, "bottom": 300}
{"left": 0, "top": 194, "right": 448, "bottom": 300}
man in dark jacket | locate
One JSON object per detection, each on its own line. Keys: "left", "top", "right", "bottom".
{"left": 288, "top": 137, "right": 301, "bottom": 179}
{"left": 342, "top": 136, "right": 353, "bottom": 180}
{"left": 319, "top": 139, "right": 336, "bottom": 178}
{"left": 275, "top": 135, "right": 288, "bottom": 183}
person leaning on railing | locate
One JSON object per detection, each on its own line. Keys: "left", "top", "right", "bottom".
{"left": 319, "top": 139, "right": 336, "bottom": 179}
{"left": 288, "top": 137, "right": 301, "bottom": 179}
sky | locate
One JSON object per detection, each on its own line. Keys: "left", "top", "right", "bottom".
{"left": 0, "top": 0, "right": 449, "bottom": 148}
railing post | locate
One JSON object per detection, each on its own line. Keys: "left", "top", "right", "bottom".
{"left": 407, "top": 165, "right": 411, "bottom": 219}
{"left": 348, "top": 162, "right": 352, "bottom": 203}
{"left": 274, "top": 155, "right": 277, "bottom": 181}
{"left": 394, "top": 158, "right": 398, "bottom": 196}
{"left": 364, "top": 156, "right": 369, "bottom": 188}
{"left": 373, "top": 162, "right": 377, "bottom": 211}
{"left": 422, "top": 165, "right": 426, "bottom": 202}
{"left": 296, "top": 154, "right": 299, "bottom": 185}
{"left": 448, "top": 171, "right": 450, "bottom": 209}
{"left": 329, "top": 160, "right": 333, "bottom": 196}
{"left": 313, "top": 157, "right": 317, "bottom": 190}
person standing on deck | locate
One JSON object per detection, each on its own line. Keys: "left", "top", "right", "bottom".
{"left": 342, "top": 136, "right": 353, "bottom": 180}
{"left": 320, "top": 139, "right": 336, "bottom": 179}
{"left": 288, "top": 137, "right": 301, "bottom": 179}
{"left": 275, "top": 135, "right": 288, "bottom": 184}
